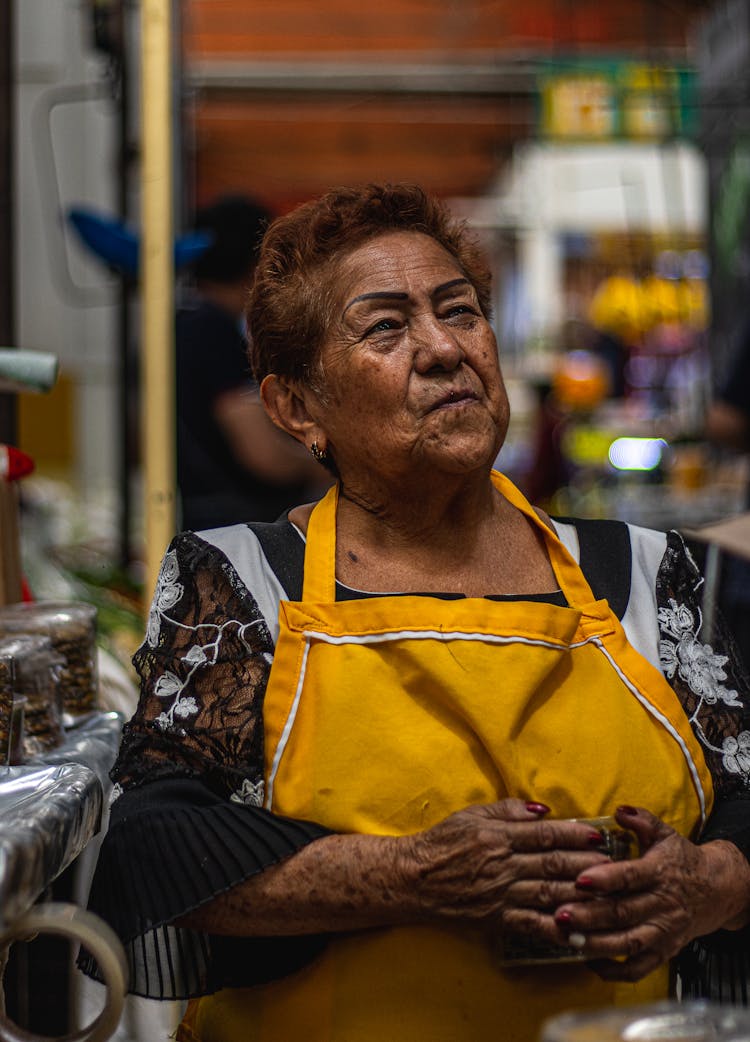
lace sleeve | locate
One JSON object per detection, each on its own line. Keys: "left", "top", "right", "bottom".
{"left": 112, "top": 530, "right": 272, "bottom": 802}
{"left": 658, "top": 533, "right": 750, "bottom": 999}
{"left": 656, "top": 530, "right": 750, "bottom": 805}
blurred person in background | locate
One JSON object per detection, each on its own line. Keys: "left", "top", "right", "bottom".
{"left": 705, "top": 328, "right": 750, "bottom": 669}
{"left": 520, "top": 375, "right": 570, "bottom": 509}
{"left": 176, "top": 195, "right": 328, "bottom": 531}
{"left": 706, "top": 332, "right": 750, "bottom": 478}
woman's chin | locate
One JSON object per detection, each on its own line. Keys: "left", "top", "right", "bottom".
{"left": 417, "top": 436, "right": 502, "bottom": 476}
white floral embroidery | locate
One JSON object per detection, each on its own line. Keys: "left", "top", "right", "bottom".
{"left": 657, "top": 598, "right": 695, "bottom": 640}
{"left": 108, "top": 782, "right": 123, "bottom": 806}
{"left": 183, "top": 645, "right": 207, "bottom": 666}
{"left": 154, "top": 671, "right": 182, "bottom": 697}
{"left": 174, "top": 696, "right": 199, "bottom": 718}
{"left": 144, "top": 546, "right": 267, "bottom": 735}
{"left": 723, "top": 732, "right": 750, "bottom": 778}
{"left": 151, "top": 669, "right": 199, "bottom": 731}
{"left": 230, "top": 778, "right": 265, "bottom": 807}
{"left": 152, "top": 618, "right": 261, "bottom": 732}
{"left": 658, "top": 590, "right": 749, "bottom": 787}
{"left": 658, "top": 599, "right": 740, "bottom": 708}
{"left": 147, "top": 550, "right": 184, "bottom": 646}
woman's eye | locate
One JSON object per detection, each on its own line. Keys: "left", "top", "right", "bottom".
{"left": 443, "top": 304, "right": 476, "bottom": 320}
{"left": 366, "top": 318, "right": 400, "bottom": 335}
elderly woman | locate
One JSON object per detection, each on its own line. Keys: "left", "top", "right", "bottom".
{"left": 86, "top": 184, "right": 750, "bottom": 1041}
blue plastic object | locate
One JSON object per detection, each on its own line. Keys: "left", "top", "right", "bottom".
{"left": 67, "top": 207, "right": 211, "bottom": 277}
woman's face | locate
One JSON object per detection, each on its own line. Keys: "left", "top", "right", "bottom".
{"left": 309, "top": 231, "right": 509, "bottom": 489}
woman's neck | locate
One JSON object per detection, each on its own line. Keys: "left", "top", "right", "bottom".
{"left": 330, "top": 472, "right": 557, "bottom": 598}
{"left": 337, "top": 469, "right": 499, "bottom": 548}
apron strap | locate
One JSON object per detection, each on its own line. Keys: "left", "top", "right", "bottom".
{"left": 301, "top": 472, "right": 599, "bottom": 608}
{"left": 489, "top": 471, "right": 599, "bottom": 607}
{"left": 302, "top": 482, "right": 340, "bottom": 602}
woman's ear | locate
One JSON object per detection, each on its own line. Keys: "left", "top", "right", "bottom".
{"left": 260, "top": 375, "right": 323, "bottom": 450}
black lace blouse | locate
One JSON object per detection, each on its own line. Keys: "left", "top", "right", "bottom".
{"left": 83, "top": 518, "right": 750, "bottom": 1000}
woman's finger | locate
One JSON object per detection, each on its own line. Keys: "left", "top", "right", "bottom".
{"left": 521, "top": 849, "right": 612, "bottom": 882}
{"left": 488, "top": 818, "right": 620, "bottom": 856}
{"left": 574, "top": 808, "right": 677, "bottom": 895}
{"left": 573, "top": 850, "right": 660, "bottom": 895}
{"left": 555, "top": 891, "right": 658, "bottom": 933}
{"left": 559, "top": 915, "right": 685, "bottom": 964}
{"left": 504, "top": 877, "right": 597, "bottom": 910}
{"left": 614, "top": 805, "right": 672, "bottom": 850}
{"left": 478, "top": 798, "right": 552, "bottom": 822}
{"left": 499, "top": 907, "right": 570, "bottom": 946}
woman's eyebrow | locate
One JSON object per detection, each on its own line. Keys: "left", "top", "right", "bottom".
{"left": 343, "top": 278, "right": 470, "bottom": 314}
{"left": 432, "top": 277, "right": 471, "bottom": 298}
{"left": 343, "top": 291, "right": 408, "bottom": 314}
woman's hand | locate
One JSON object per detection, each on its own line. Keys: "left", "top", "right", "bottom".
{"left": 179, "top": 798, "right": 608, "bottom": 939}
{"left": 402, "top": 798, "right": 612, "bottom": 943}
{"left": 552, "top": 805, "right": 750, "bottom": 982}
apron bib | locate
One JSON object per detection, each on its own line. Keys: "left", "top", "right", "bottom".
{"left": 184, "top": 472, "right": 713, "bottom": 1042}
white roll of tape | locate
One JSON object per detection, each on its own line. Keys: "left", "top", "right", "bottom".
{"left": 0, "top": 902, "right": 127, "bottom": 1042}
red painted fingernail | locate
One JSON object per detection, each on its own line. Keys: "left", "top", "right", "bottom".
{"left": 555, "top": 910, "right": 573, "bottom": 925}
{"left": 617, "top": 805, "right": 637, "bottom": 815}
{"left": 587, "top": 831, "right": 606, "bottom": 846}
{"left": 525, "top": 802, "right": 550, "bottom": 815}
{"left": 576, "top": 876, "right": 597, "bottom": 891}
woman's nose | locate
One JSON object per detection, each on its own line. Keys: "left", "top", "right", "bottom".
{"left": 413, "top": 318, "right": 464, "bottom": 372}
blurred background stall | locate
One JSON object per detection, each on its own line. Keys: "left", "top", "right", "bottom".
{"left": 10, "top": 0, "right": 744, "bottom": 582}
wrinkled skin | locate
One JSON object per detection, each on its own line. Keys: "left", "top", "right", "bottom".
{"left": 182, "top": 798, "right": 612, "bottom": 939}
{"left": 181, "top": 797, "right": 750, "bottom": 976}
{"left": 551, "top": 805, "right": 750, "bottom": 981}
{"left": 404, "top": 799, "right": 612, "bottom": 938}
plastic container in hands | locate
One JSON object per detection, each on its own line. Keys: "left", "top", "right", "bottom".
{"left": 497, "top": 815, "right": 635, "bottom": 967}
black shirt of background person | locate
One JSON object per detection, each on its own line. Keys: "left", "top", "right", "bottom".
{"left": 175, "top": 300, "right": 307, "bottom": 530}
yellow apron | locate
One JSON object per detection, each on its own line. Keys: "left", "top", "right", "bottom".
{"left": 182, "top": 471, "right": 713, "bottom": 1042}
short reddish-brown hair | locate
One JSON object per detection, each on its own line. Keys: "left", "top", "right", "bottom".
{"left": 247, "top": 183, "right": 492, "bottom": 386}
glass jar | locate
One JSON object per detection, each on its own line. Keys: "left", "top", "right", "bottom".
{"left": 0, "top": 601, "right": 98, "bottom": 717}
{"left": 0, "top": 634, "right": 64, "bottom": 764}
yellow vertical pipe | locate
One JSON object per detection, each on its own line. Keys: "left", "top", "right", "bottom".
{"left": 140, "top": 0, "right": 175, "bottom": 606}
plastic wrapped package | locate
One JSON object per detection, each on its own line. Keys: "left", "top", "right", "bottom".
{"left": 0, "top": 601, "right": 99, "bottom": 717}
{"left": 0, "top": 712, "right": 122, "bottom": 929}
{"left": 0, "top": 634, "right": 64, "bottom": 765}
{"left": 0, "top": 645, "right": 13, "bottom": 764}
{"left": 0, "top": 657, "right": 20, "bottom": 767}
{"left": 0, "top": 762, "right": 104, "bottom": 930}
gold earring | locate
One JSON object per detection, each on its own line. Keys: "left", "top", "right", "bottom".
{"left": 310, "top": 440, "right": 327, "bottom": 463}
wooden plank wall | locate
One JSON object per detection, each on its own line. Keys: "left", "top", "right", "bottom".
{"left": 189, "top": 95, "right": 530, "bottom": 209}
{"left": 182, "top": 0, "right": 708, "bottom": 211}
{"left": 184, "top": 0, "right": 702, "bottom": 56}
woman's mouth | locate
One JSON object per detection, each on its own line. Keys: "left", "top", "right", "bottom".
{"left": 431, "top": 389, "right": 478, "bottom": 411}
